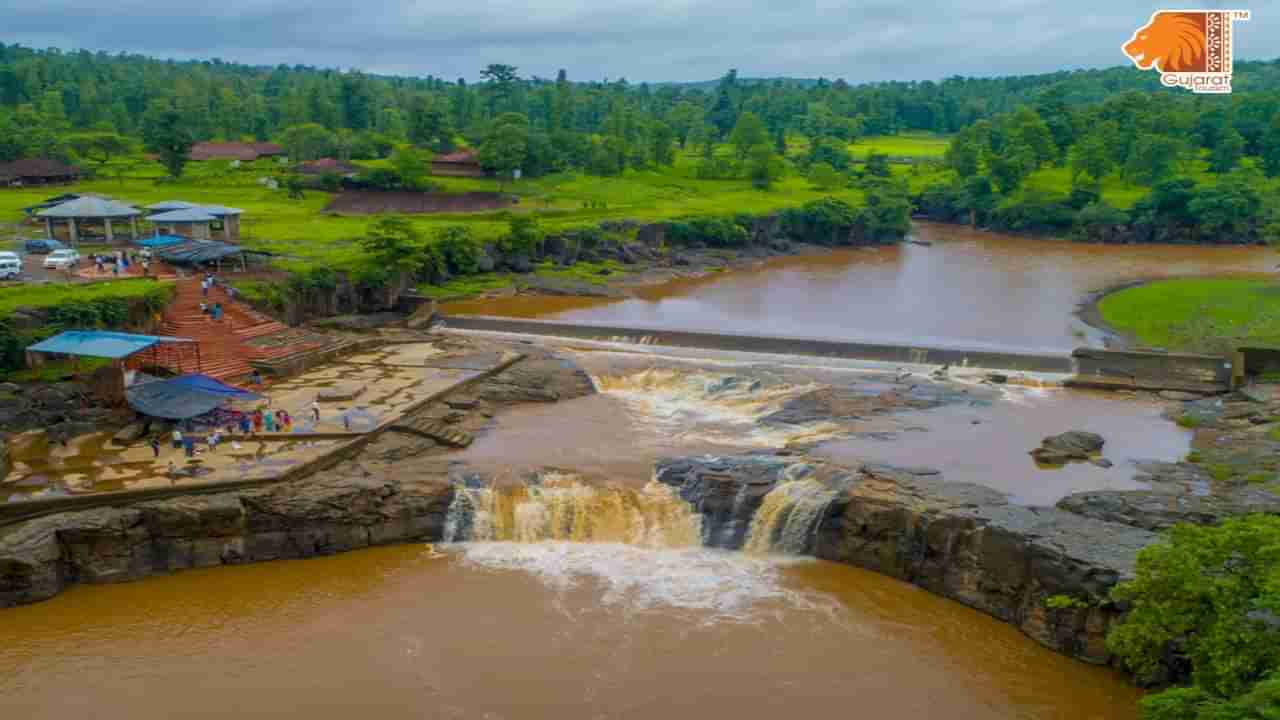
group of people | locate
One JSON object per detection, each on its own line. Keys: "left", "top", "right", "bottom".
{"left": 152, "top": 397, "right": 328, "bottom": 480}
{"left": 238, "top": 407, "right": 294, "bottom": 434}
{"left": 92, "top": 250, "right": 151, "bottom": 277}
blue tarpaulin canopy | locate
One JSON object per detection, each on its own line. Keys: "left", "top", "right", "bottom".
{"left": 136, "top": 234, "right": 186, "bottom": 248}
{"left": 127, "top": 374, "right": 261, "bottom": 419}
{"left": 27, "top": 331, "right": 193, "bottom": 360}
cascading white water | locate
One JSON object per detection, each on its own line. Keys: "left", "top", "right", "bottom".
{"left": 444, "top": 472, "right": 702, "bottom": 547}
{"left": 589, "top": 368, "right": 845, "bottom": 447}
{"left": 444, "top": 472, "right": 836, "bottom": 619}
{"left": 743, "top": 477, "right": 839, "bottom": 556}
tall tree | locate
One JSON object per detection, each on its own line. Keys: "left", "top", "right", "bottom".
{"left": 478, "top": 112, "right": 529, "bottom": 187}
{"left": 729, "top": 111, "right": 769, "bottom": 161}
{"left": 146, "top": 110, "right": 193, "bottom": 178}
{"left": 67, "top": 131, "right": 132, "bottom": 168}
{"left": 1209, "top": 127, "right": 1246, "bottom": 174}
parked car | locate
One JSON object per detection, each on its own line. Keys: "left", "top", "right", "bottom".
{"left": 43, "top": 249, "right": 80, "bottom": 270}
{"left": 24, "top": 239, "right": 66, "bottom": 254}
{"left": 0, "top": 252, "right": 21, "bottom": 280}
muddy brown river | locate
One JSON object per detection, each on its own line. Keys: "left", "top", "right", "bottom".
{"left": 445, "top": 222, "right": 1271, "bottom": 352}
{"left": 0, "top": 544, "right": 1141, "bottom": 720}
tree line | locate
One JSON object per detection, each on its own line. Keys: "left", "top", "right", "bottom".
{"left": 3, "top": 43, "right": 1280, "bottom": 187}
{"left": 917, "top": 86, "right": 1280, "bottom": 244}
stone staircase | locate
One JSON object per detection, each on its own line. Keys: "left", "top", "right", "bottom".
{"left": 139, "top": 278, "right": 319, "bottom": 382}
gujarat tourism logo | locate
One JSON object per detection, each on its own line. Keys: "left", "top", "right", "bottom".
{"left": 1122, "top": 9, "right": 1251, "bottom": 94}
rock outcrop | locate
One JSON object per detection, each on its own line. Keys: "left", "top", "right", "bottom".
{"left": 1030, "top": 431, "right": 1106, "bottom": 465}
{"left": 658, "top": 454, "right": 1157, "bottom": 665}
{"left": 1057, "top": 461, "right": 1280, "bottom": 531}
{"left": 0, "top": 474, "right": 454, "bottom": 608}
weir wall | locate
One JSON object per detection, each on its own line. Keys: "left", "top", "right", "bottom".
{"left": 440, "top": 315, "right": 1076, "bottom": 373}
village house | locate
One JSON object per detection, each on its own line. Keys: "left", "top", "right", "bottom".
{"left": 293, "top": 158, "right": 362, "bottom": 177}
{"left": 0, "top": 158, "right": 82, "bottom": 187}
{"left": 189, "top": 142, "right": 285, "bottom": 162}
{"left": 429, "top": 149, "right": 484, "bottom": 177}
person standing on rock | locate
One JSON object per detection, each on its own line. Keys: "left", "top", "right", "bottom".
{"left": 172, "top": 428, "right": 183, "bottom": 449}
{"left": 263, "top": 409, "right": 275, "bottom": 433}
{"left": 149, "top": 437, "right": 161, "bottom": 458}
{"left": 311, "top": 399, "right": 321, "bottom": 425}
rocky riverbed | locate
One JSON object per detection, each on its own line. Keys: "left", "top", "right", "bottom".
{"left": 2, "top": 333, "right": 1278, "bottom": 674}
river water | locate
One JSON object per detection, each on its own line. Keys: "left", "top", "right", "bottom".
{"left": 444, "top": 222, "right": 1272, "bottom": 352}
{"left": 0, "top": 543, "right": 1141, "bottom": 720}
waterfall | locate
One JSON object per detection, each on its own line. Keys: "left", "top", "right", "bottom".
{"left": 743, "top": 478, "right": 838, "bottom": 556}
{"left": 443, "top": 473, "right": 703, "bottom": 549}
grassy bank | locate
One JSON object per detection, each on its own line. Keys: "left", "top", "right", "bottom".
{"left": 1097, "top": 277, "right": 1280, "bottom": 353}
{"left": 0, "top": 278, "right": 168, "bottom": 316}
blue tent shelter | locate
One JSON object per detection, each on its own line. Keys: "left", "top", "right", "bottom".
{"left": 127, "top": 374, "right": 261, "bottom": 419}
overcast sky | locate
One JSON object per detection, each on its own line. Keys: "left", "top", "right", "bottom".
{"left": 2, "top": 1, "right": 1274, "bottom": 83}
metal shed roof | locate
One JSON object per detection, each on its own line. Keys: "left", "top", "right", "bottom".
{"left": 27, "top": 331, "right": 193, "bottom": 359}
{"left": 36, "top": 197, "right": 141, "bottom": 219}
{"left": 201, "top": 205, "right": 244, "bottom": 216}
{"left": 148, "top": 208, "right": 218, "bottom": 222}
{"left": 157, "top": 240, "right": 247, "bottom": 265}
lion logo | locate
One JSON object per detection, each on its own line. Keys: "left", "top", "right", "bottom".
{"left": 1123, "top": 11, "right": 1208, "bottom": 72}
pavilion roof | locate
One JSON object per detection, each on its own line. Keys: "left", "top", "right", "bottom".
{"left": 147, "top": 208, "right": 218, "bottom": 222}
{"left": 145, "top": 200, "right": 199, "bottom": 211}
{"left": 36, "top": 196, "right": 141, "bottom": 219}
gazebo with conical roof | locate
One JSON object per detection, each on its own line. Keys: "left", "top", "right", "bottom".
{"left": 36, "top": 196, "right": 142, "bottom": 244}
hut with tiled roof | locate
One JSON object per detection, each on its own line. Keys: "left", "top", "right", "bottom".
{"left": 294, "top": 158, "right": 362, "bottom": 177}
{"left": 0, "top": 158, "right": 82, "bottom": 186}
{"left": 190, "top": 142, "right": 285, "bottom": 162}
{"left": 430, "top": 149, "right": 484, "bottom": 177}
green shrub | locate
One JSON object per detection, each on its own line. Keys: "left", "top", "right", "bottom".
{"left": 1108, "top": 516, "right": 1280, "bottom": 717}
{"left": 1044, "top": 594, "right": 1090, "bottom": 610}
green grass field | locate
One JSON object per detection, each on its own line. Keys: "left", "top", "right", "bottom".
{"left": 1098, "top": 277, "right": 1280, "bottom": 352}
{"left": 0, "top": 277, "right": 165, "bottom": 315}
{"left": 0, "top": 147, "right": 895, "bottom": 274}
{"left": 850, "top": 133, "right": 951, "bottom": 159}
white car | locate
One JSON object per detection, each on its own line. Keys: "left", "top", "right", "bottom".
{"left": 0, "top": 252, "right": 20, "bottom": 280}
{"left": 43, "top": 249, "right": 81, "bottom": 270}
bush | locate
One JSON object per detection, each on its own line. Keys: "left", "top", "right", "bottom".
{"left": 435, "top": 226, "right": 482, "bottom": 275}
{"left": 779, "top": 197, "right": 860, "bottom": 245}
{"left": 1108, "top": 515, "right": 1280, "bottom": 718}
{"left": 665, "top": 216, "right": 749, "bottom": 248}
{"left": 808, "top": 161, "right": 842, "bottom": 190}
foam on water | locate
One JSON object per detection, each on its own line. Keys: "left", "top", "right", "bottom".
{"left": 591, "top": 367, "right": 845, "bottom": 446}
{"left": 452, "top": 542, "right": 837, "bottom": 622}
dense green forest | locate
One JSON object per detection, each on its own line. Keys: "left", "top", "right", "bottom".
{"left": 2, "top": 42, "right": 1280, "bottom": 188}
